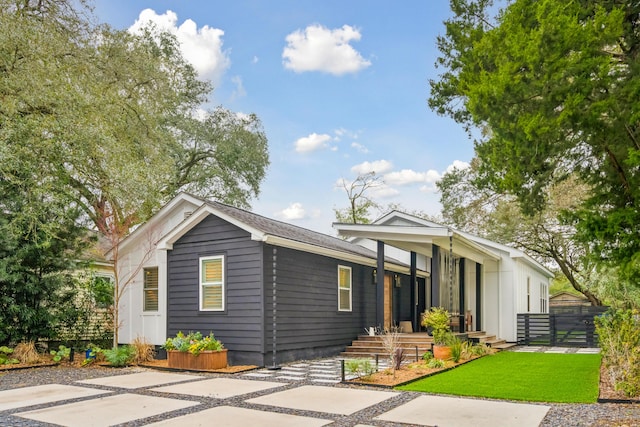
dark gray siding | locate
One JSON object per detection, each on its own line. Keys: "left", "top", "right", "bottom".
{"left": 263, "top": 245, "right": 377, "bottom": 365}
{"left": 167, "top": 214, "right": 264, "bottom": 365}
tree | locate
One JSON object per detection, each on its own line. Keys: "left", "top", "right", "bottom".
{"left": 438, "top": 161, "right": 603, "bottom": 305}
{"left": 0, "top": 175, "right": 89, "bottom": 345}
{"left": 430, "top": 0, "right": 640, "bottom": 280}
{"left": 334, "top": 172, "right": 383, "bottom": 224}
{"left": 0, "top": 0, "right": 269, "bottom": 237}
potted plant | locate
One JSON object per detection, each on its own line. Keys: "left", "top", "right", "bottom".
{"left": 421, "top": 307, "right": 455, "bottom": 360}
{"left": 162, "top": 331, "right": 227, "bottom": 370}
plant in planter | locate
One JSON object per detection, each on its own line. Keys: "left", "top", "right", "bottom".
{"left": 163, "top": 331, "right": 227, "bottom": 370}
{"left": 421, "top": 307, "right": 455, "bottom": 360}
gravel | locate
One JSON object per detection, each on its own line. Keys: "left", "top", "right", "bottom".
{"left": 1, "top": 365, "right": 639, "bottom": 426}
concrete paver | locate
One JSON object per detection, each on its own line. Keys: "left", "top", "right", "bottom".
{"left": 77, "top": 371, "right": 200, "bottom": 389}
{"left": 0, "top": 384, "right": 111, "bottom": 411}
{"left": 375, "top": 395, "right": 550, "bottom": 427}
{"left": 15, "top": 393, "right": 198, "bottom": 427}
{"left": 144, "top": 405, "right": 333, "bottom": 427}
{"left": 246, "top": 384, "right": 397, "bottom": 415}
{"left": 150, "top": 377, "right": 286, "bottom": 399}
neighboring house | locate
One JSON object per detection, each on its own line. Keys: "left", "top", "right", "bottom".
{"left": 334, "top": 211, "right": 554, "bottom": 343}
{"left": 118, "top": 194, "right": 553, "bottom": 366}
{"left": 549, "top": 291, "right": 590, "bottom": 307}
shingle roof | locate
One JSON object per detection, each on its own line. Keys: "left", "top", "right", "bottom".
{"left": 204, "top": 200, "right": 404, "bottom": 265}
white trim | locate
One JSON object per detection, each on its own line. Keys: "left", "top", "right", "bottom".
{"left": 199, "top": 255, "right": 225, "bottom": 312}
{"left": 338, "top": 265, "right": 352, "bottom": 312}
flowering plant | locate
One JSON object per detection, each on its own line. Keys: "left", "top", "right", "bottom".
{"left": 162, "top": 331, "right": 224, "bottom": 355}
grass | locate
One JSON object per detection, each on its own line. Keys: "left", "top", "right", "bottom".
{"left": 397, "top": 351, "right": 601, "bottom": 403}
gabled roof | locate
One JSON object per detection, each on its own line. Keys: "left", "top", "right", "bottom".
{"left": 334, "top": 210, "right": 554, "bottom": 278}
{"left": 156, "top": 198, "right": 411, "bottom": 273}
{"left": 115, "top": 192, "right": 203, "bottom": 255}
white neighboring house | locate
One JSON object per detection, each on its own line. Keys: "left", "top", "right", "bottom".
{"left": 115, "top": 193, "right": 204, "bottom": 345}
{"left": 334, "top": 211, "right": 553, "bottom": 343}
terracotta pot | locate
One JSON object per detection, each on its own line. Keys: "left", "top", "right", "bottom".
{"left": 433, "top": 345, "right": 451, "bottom": 361}
{"left": 167, "top": 349, "right": 228, "bottom": 370}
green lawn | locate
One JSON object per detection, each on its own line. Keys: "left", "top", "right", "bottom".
{"left": 398, "top": 351, "right": 601, "bottom": 403}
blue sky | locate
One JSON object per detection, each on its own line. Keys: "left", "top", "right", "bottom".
{"left": 93, "top": 0, "right": 473, "bottom": 235}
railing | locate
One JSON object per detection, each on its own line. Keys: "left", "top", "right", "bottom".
{"left": 517, "top": 306, "right": 608, "bottom": 347}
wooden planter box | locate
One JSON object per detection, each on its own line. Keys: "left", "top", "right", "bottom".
{"left": 167, "top": 349, "right": 228, "bottom": 370}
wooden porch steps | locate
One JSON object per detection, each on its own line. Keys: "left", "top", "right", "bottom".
{"left": 341, "top": 331, "right": 514, "bottom": 359}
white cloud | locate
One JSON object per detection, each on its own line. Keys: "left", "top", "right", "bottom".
{"left": 351, "top": 160, "right": 393, "bottom": 175}
{"left": 351, "top": 142, "right": 369, "bottom": 154}
{"left": 294, "top": 133, "right": 333, "bottom": 153}
{"left": 384, "top": 169, "right": 440, "bottom": 186}
{"left": 282, "top": 24, "right": 371, "bottom": 75}
{"left": 230, "top": 75, "right": 246, "bottom": 100}
{"left": 129, "top": 9, "right": 230, "bottom": 84}
{"left": 276, "top": 202, "right": 306, "bottom": 220}
{"left": 445, "top": 159, "right": 470, "bottom": 173}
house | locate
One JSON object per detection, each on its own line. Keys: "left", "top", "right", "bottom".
{"left": 117, "top": 194, "right": 553, "bottom": 366}
{"left": 333, "top": 211, "right": 554, "bottom": 343}
{"left": 116, "top": 193, "right": 415, "bottom": 366}
{"left": 549, "top": 291, "right": 590, "bottom": 307}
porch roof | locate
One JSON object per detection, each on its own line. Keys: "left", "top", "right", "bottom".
{"left": 332, "top": 223, "right": 501, "bottom": 265}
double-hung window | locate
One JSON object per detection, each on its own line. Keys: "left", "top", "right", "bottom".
{"left": 200, "top": 255, "right": 225, "bottom": 311}
{"left": 338, "top": 265, "right": 352, "bottom": 312}
{"left": 143, "top": 267, "right": 159, "bottom": 312}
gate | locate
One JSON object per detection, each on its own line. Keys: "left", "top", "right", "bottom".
{"left": 517, "top": 306, "right": 608, "bottom": 347}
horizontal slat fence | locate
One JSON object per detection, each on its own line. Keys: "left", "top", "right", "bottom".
{"left": 517, "top": 306, "right": 608, "bottom": 347}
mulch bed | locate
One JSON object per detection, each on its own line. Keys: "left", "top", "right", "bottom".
{"left": 598, "top": 364, "right": 640, "bottom": 404}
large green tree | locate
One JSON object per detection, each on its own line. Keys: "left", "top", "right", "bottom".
{"left": 0, "top": 0, "right": 269, "bottom": 238}
{"left": 430, "top": 0, "right": 640, "bottom": 280}
{"left": 439, "top": 160, "right": 603, "bottom": 305}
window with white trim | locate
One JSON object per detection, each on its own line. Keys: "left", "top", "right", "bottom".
{"left": 540, "top": 282, "right": 548, "bottom": 313}
{"left": 526, "top": 277, "right": 531, "bottom": 312}
{"left": 143, "top": 267, "right": 158, "bottom": 312}
{"left": 200, "top": 256, "right": 224, "bottom": 311}
{"left": 338, "top": 265, "right": 352, "bottom": 312}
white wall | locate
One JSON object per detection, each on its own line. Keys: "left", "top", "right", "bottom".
{"left": 482, "top": 259, "right": 500, "bottom": 340}
{"left": 118, "top": 199, "right": 200, "bottom": 345}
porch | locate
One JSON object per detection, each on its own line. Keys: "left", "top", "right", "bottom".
{"left": 341, "top": 331, "right": 514, "bottom": 360}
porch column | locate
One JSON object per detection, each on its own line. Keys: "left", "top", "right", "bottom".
{"left": 376, "top": 240, "right": 385, "bottom": 328}
{"left": 476, "top": 262, "right": 482, "bottom": 331}
{"left": 410, "top": 251, "right": 417, "bottom": 332}
{"left": 459, "top": 258, "right": 465, "bottom": 332}
{"left": 431, "top": 245, "right": 440, "bottom": 307}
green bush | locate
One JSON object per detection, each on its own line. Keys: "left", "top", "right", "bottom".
{"left": 0, "top": 346, "right": 19, "bottom": 365}
{"left": 422, "top": 351, "right": 433, "bottom": 361}
{"left": 595, "top": 309, "right": 640, "bottom": 397}
{"left": 102, "top": 345, "right": 135, "bottom": 367}
{"left": 162, "top": 331, "right": 223, "bottom": 355}
{"left": 50, "top": 345, "right": 71, "bottom": 363}
{"left": 450, "top": 338, "right": 463, "bottom": 363}
{"left": 427, "top": 358, "right": 446, "bottom": 369}
{"left": 345, "top": 358, "right": 375, "bottom": 377}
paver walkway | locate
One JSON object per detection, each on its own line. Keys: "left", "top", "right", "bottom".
{"left": 0, "top": 353, "right": 554, "bottom": 427}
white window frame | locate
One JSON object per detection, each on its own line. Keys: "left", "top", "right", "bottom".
{"left": 338, "top": 265, "right": 352, "bottom": 312}
{"left": 143, "top": 267, "right": 159, "bottom": 312}
{"left": 540, "top": 282, "right": 548, "bottom": 313}
{"left": 199, "top": 255, "right": 225, "bottom": 312}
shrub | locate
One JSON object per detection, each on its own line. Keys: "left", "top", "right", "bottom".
{"left": 50, "top": 345, "right": 71, "bottom": 363}
{"left": 163, "top": 331, "right": 223, "bottom": 355}
{"left": 131, "top": 337, "right": 155, "bottom": 364}
{"left": 450, "top": 337, "right": 463, "bottom": 363}
{"left": 422, "top": 351, "right": 433, "bottom": 361}
{"left": 421, "top": 307, "right": 451, "bottom": 345}
{"left": 13, "top": 341, "right": 41, "bottom": 364}
{"left": 345, "top": 358, "right": 375, "bottom": 378}
{"left": 102, "top": 345, "right": 135, "bottom": 367}
{"left": 427, "top": 358, "right": 446, "bottom": 369}
{"left": 595, "top": 309, "right": 640, "bottom": 397}
{"left": 0, "top": 346, "right": 19, "bottom": 365}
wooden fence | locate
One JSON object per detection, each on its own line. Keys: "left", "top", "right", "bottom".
{"left": 517, "top": 306, "right": 608, "bottom": 347}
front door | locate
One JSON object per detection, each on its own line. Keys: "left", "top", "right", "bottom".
{"left": 384, "top": 274, "right": 393, "bottom": 330}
